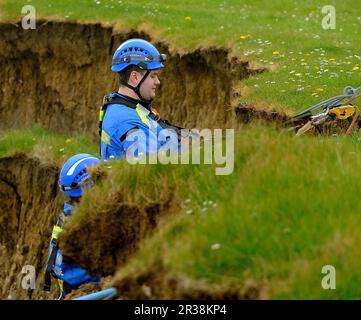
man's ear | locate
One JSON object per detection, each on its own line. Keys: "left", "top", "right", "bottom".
{"left": 129, "top": 70, "right": 139, "bottom": 85}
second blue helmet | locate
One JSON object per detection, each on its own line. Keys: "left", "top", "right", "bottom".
{"left": 58, "top": 153, "right": 100, "bottom": 198}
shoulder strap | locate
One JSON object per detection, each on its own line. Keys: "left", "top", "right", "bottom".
{"left": 43, "top": 242, "right": 58, "bottom": 291}
{"left": 99, "top": 93, "right": 196, "bottom": 142}
{"left": 99, "top": 94, "right": 137, "bottom": 137}
{"left": 43, "top": 212, "right": 65, "bottom": 292}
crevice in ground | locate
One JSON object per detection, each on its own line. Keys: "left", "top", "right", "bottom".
{"left": 0, "top": 153, "right": 181, "bottom": 299}
{"left": 0, "top": 21, "right": 266, "bottom": 142}
{"left": 234, "top": 102, "right": 291, "bottom": 127}
{"left": 0, "top": 153, "right": 62, "bottom": 299}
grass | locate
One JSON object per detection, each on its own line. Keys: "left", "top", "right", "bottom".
{"left": 0, "top": 126, "right": 98, "bottom": 162}
{"left": 106, "top": 126, "right": 361, "bottom": 299}
{"left": 1, "top": 0, "right": 361, "bottom": 113}
{"left": 3, "top": 124, "right": 361, "bottom": 298}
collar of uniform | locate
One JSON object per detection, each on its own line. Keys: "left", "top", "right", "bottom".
{"left": 114, "top": 93, "right": 152, "bottom": 111}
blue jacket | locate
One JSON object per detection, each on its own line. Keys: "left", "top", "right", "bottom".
{"left": 48, "top": 202, "right": 101, "bottom": 288}
{"left": 100, "top": 93, "right": 179, "bottom": 160}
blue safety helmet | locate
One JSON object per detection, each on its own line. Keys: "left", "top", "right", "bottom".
{"left": 111, "top": 39, "right": 166, "bottom": 73}
{"left": 58, "top": 154, "right": 100, "bottom": 198}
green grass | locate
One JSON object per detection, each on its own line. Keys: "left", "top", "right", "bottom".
{"left": 3, "top": 125, "right": 361, "bottom": 298}
{"left": 105, "top": 126, "right": 361, "bottom": 299}
{"left": 0, "top": 126, "right": 98, "bottom": 162}
{"left": 1, "top": 0, "right": 361, "bottom": 113}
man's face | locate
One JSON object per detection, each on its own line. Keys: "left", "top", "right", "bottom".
{"left": 138, "top": 70, "right": 161, "bottom": 101}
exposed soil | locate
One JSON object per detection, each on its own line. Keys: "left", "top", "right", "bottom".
{"left": 0, "top": 152, "right": 183, "bottom": 299}
{"left": 234, "top": 103, "right": 290, "bottom": 127}
{"left": 61, "top": 188, "right": 178, "bottom": 277}
{"left": 112, "top": 260, "right": 268, "bottom": 300}
{"left": 0, "top": 153, "right": 62, "bottom": 299}
{"left": 0, "top": 21, "right": 265, "bottom": 143}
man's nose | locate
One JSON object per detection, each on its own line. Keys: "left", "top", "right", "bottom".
{"left": 155, "top": 77, "right": 160, "bottom": 86}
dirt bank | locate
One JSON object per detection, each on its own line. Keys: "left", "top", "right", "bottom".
{"left": 0, "top": 21, "right": 264, "bottom": 141}
{"left": 0, "top": 153, "right": 180, "bottom": 299}
{"left": 0, "top": 153, "right": 62, "bottom": 299}
{"left": 61, "top": 182, "right": 178, "bottom": 278}
{"left": 235, "top": 103, "right": 290, "bottom": 126}
{"left": 111, "top": 260, "right": 268, "bottom": 300}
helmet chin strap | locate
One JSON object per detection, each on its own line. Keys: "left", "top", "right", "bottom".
{"left": 121, "top": 70, "right": 153, "bottom": 104}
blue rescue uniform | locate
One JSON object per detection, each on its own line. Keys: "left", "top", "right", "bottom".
{"left": 100, "top": 93, "right": 179, "bottom": 160}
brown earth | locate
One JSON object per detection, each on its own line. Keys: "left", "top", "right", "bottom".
{"left": 235, "top": 103, "right": 290, "bottom": 127}
{"left": 60, "top": 185, "right": 178, "bottom": 278}
{"left": 0, "top": 21, "right": 266, "bottom": 143}
{"left": 0, "top": 152, "right": 62, "bottom": 299}
{"left": 112, "top": 260, "right": 269, "bottom": 300}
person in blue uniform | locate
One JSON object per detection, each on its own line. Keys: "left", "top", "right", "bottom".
{"left": 44, "top": 153, "right": 101, "bottom": 299}
{"left": 99, "top": 38, "right": 184, "bottom": 160}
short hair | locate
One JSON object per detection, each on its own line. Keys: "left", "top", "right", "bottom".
{"left": 118, "top": 65, "right": 146, "bottom": 86}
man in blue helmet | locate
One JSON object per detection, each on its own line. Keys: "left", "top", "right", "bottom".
{"left": 44, "top": 153, "right": 101, "bottom": 299}
{"left": 99, "top": 38, "right": 190, "bottom": 160}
